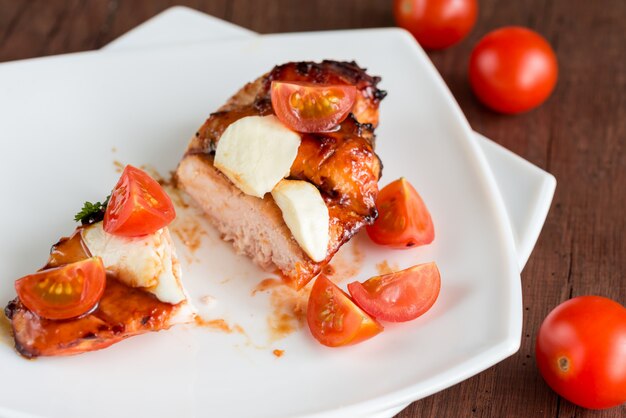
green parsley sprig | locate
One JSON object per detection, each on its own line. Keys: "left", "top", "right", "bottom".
{"left": 74, "top": 195, "right": 110, "bottom": 225}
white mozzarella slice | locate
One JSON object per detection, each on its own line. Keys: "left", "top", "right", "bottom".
{"left": 271, "top": 179, "right": 330, "bottom": 262}
{"left": 214, "top": 115, "right": 301, "bottom": 198}
{"left": 81, "top": 222, "right": 187, "bottom": 305}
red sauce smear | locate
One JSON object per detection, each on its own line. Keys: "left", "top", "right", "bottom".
{"left": 251, "top": 278, "right": 282, "bottom": 296}
{"left": 194, "top": 317, "right": 244, "bottom": 334}
{"left": 269, "top": 284, "right": 309, "bottom": 341}
{"left": 252, "top": 277, "right": 310, "bottom": 342}
{"left": 324, "top": 238, "right": 365, "bottom": 283}
{"left": 170, "top": 216, "right": 206, "bottom": 254}
{"left": 113, "top": 160, "right": 124, "bottom": 173}
{"left": 375, "top": 260, "right": 398, "bottom": 275}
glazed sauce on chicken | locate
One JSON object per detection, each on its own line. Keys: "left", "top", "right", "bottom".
{"left": 178, "top": 60, "right": 386, "bottom": 289}
{"left": 193, "top": 61, "right": 384, "bottom": 221}
{"left": 45, "top": 229, "right": 92, "bottom": 268}
{"left": 5, "top": 230, "right": 177, "bottom": 358}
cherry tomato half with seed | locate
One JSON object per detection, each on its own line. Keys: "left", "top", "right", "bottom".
{"left": 469, "top": 26, "right": 558, "bottom": 114}
{"left": 348, "top": 262, "right": 440, "bottom": 322}
{"left": 15, "top": 257, "right": 106, "bottom": 320}
{"left": 104, "top": 165, "right": 176, "bottom": 237}
{"left": 366, "top": 177, "right": 434, "bottom": 249}
{"left": 393, "top": 0, "right": 478, "bottom": 50}
{"left": 307, "top": 275, "right": 383, "bottom": 347}
{"left": 271, "top": 81, "right": 356, "bottom": 133}
{"left": 535, "top": 296, "right": 626, "bottom": 409}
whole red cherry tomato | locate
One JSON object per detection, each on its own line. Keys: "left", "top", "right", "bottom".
{"left": 469, "top": 26, "right": 558, "bottom": 114}
{"left": 393, "top": 0, "right": 478, "bottom": 50}
{"left": 535, "top": 296, "right": 626, "bottom": 409}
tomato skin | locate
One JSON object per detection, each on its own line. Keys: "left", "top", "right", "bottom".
{"left": 104, "top": 165, "right": 176, "bottom": 237}
{"left": 307, "top": 275, "right": 383, "bottom": 347}
{"left": 15, "top": 257, "right": 106, "bottom": 320}
{"left": 393, "top": 0, "right": 478, "bottom": 50}
{"left": 270, "top": 81, "right": 356, "bottom": 133}
{"left": 366, "top": 177, "right": 434, "bottom": 249}
{"left": 469, "top": 26, "right": 558, "bottom": 114}
{"left": 535, "top": 296, "right": 626, "bottom": 409}
{"left": 348, "top": 262, "right": 440, "bottom": 322}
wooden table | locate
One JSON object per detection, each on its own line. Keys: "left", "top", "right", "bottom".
{"left": 2, "top": 1, "right": 624, "bottom": 417}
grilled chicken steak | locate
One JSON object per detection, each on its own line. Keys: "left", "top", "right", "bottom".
{"left": 177, "top": 60, "right": 386, "bottom": 288}
{"left": 5, "top": 227, "right": 193, "bottom": 358}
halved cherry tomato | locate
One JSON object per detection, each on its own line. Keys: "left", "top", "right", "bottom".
{"left": 270, "top": 81, "right": 356, "bottom": 133}
{"left": 307, "top": 275, "right": 383, "bottom": 347}
{"left": 536, "top": 296, "right": 626, "bottom": 409}
{"left": 348, "top": 262, "right": 440, "bottom": 322}
{"left": 366, "top": 177, "right": 434, "bottom": 248}
{"left": 104, "top": 165, "right": 175, "bottom": 237}
{"left": 15, "top": 257, "right": 106, "bottom": 320}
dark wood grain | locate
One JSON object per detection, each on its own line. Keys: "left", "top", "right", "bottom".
{"left": 1, "top": 1, "right": 624, "bottom": 417}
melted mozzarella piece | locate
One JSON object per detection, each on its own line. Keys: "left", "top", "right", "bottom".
{"left": 271, "top": 179, "right": 330, "bottom": 262}
{"left": 81, "top": 222, "right": 187, "bottom": 305}
{"left": 214, "top": 115, "right": 301, "bottom": 198}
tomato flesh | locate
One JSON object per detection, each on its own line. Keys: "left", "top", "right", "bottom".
{"left": 348, "top": 262, "right": 440, "bottom": 322}
{"left": 271, "top": 81, "right": 356, "bottom": 133}
{"left": 393, "top": 0, "right": 478, "bottom": 50}
{"left": 307, "top": 275, "right": 383, "bottom": 347}
{"left": 15, "top": 257, "right": 106, "bottom": 320}
{"left": 469, "top": 26, "right": 558, "bottom": 114}
{"left": 104, "top": 165, "right": 176, "bottom": 237}
{"left": 366, "top": 177, "right": 434, "bottom": 249}
{"left": 536, "top": 296, "right": 626, "bottom": 409}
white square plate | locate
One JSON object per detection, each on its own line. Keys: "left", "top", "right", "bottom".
{"left": 0, "top": 29, "right": 520, "bottom": 418}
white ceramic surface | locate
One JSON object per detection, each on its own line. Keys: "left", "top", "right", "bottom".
{"left": 102, "top": 11, "right": 556, "bottom": 417}
{"left": 0, "top": 28, "right": 521, "bottom": 418}
{"left": 106, "top": 6, "right": 555, "bottom": 270}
